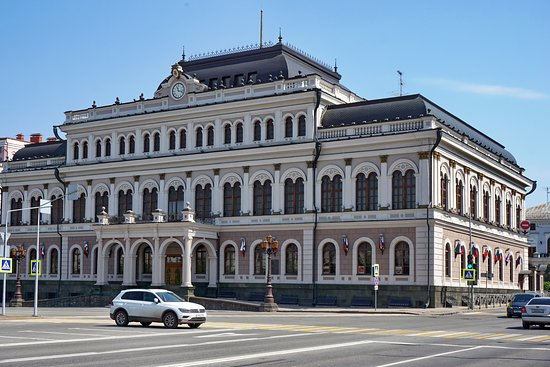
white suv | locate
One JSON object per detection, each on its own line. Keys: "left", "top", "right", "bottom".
{"left": 109, "top": 289, "right": 207, "bottom": 329}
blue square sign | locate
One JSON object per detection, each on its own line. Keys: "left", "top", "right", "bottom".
{"left": 0, "top": 258, "right": 12, "bottom": 273}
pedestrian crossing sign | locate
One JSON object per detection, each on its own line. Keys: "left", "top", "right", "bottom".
{"left": 0, "top": 257, "right": 12, "bottom": 273}
{"left": 30, "top": 260, "right": 41, "bottom": 276}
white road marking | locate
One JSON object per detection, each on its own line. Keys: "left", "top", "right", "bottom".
{"left": 195, "top": 332, "right": 255, "bottom": 338}
{"left": 372, "top": 345, "right": 483, "bottom": 367}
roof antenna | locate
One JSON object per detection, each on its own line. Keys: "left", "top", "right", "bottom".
{"left": 259, "top": 10, "right": 263, "bottom": 48}
{"left": 397, "top": 70, "right": 404, "bottom": 96}
{"left": 278, "top": 27, "right": 282, "bottom": 43}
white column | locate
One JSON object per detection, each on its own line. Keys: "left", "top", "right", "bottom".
{"left": 159, "top": 175, "right": 167, "bottom": 212}
{"left": 274, "top": 110, "right": 283, "bottom": 141}
{"left": 243, "top": 114, "right": 252, "bottom": 144}
{"left": 151, "top": 235, "right": 162, "bottom": 286}
{"left": 95, "top": 236, "right": 106, "bottom": 285}
{"left": 1, "top": 189, "right": 8, "bottom": 225}
{"left": 379, "top": 156, "right": 390, "bottom": 209}
{"left": 42, "top": 186, "right": 50, "bottom": 223}
{"left": 181, "top": 231, "right": 195, "bottom": 287}
{"left": 86, "top": 181, "right": 93, "bottom": 220}
{"left": 63, "top": 185, "right": 71, "bottom": 223}
{"left": 108, "top": 180, "right": 116, "bottom": 217}
{"left": 242, "top": 168, "right": 250, "bottom": 214}
{"left": 305, "top": 162, "right": 314, "bottom": 212}
{"left": 185, "top": 174, "right": 193, "bottom": 209}
{"left": 208, "top": 255, "right": 217, "bottom": 288}
{"left": 22, "top": 186, "right": 30, "bottom": 224}
{"left": 418, "top": 152, "right": 430, "bottom": 207}
{"left": 273, "top": 165, "right": 281, "bottom": 213}
{"left": 133, "top": 178, "right": 141, "bottom": 215}
{"left": 135, "top": 129, "right": 142, "bottom": 154}
{"left": 214, "top": 118, "right": 222, "bottom": 147}
{"left": 343, "top": 160, "right": 352, "bottom": 210}
{"left": 212, "top": 170, "right": 221, "bottom": 215}
{"left": 160, "top": 125, "right": 167, "bottom": 153}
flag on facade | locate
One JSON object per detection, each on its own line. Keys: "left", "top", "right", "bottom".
{"left": 494, "top": 250, "right": 502, "bottom": 263}
{"left": 471, "top": 246, "right": 479, "bottom": 259}
{"left": 454, "top": 242, "right": 464, "bottom": 257}
{"left": 40, "top": 245, "right": 45, "bottom": 258}
{"left": 378, "top": 234, "right": 385, "bottom": 254}
{"left": 342, "top": 236, "right": 349, "bottom": 255}
{"left": 516, "top": 256, "right": 522, "bottom": 267}
{"left": 84, "top": 242, "right": 89, "bottom": 257}
{"left": 239, "top": 238, "right": 246, "bottom": 256}
{"left": 482, "top": 248, "right": 489, "bottom": 262}
{"left": 505, "top": 252, "right": 512, "bottom": 265}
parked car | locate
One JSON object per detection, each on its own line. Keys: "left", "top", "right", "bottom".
{"left": 507, "top": 293, "right": 540, "bottom": 318}
{"left": 521, "top": 297, "right": 550, "bottom": 329}
{"left": 109, "top": 289, "right": 207, "bottom": 329}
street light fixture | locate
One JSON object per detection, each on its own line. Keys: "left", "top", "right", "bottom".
{"left": 260, "top": 235, "right": 278, "bottom": 311}
{"left": 10, "top": 244, "right": 26, "bottom": 307}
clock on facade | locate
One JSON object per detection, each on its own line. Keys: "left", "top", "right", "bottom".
{"left": 171, "top": 82, "right": 186, "bottom": 99}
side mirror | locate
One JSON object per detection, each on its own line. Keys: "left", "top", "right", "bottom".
{"left": 154, "top": 298, "right": 160, "bottom": 304}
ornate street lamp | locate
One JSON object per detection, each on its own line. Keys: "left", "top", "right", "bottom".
{"left": 10, "top": 244, "right": 26, "bottom": 307}
{"left": 260, "top": 235, "right": 278, "bottom": 311}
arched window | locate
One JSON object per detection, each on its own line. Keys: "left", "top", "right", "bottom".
{"left": 207, "top": 126, "right": 214, "bottom": 146}
{"left": 224, "top": 124, "right": 231, "bottom": 144}
{"left": 95, "top": 140, "right": 102, "bottom": 158}
{"left": 516, "top": 204, "right": 521, "bottom": 228}
{"left": 357, "top": 242, "right": 372, "bottom": 275}
{"left": 284, "top": 178, "right": 304, "bottom": 214}
{"left": 506, "top": 200, "right": 512, "bottom": 227}
{"left": 495, "top": 195, "right": 501, "bottom": 225}
{"left": 224, "top": 246, "right": 235, "bottom": 275}
{"left": 284, "top": 116, "right": 293, "bottom": 138}
{"left": 253, "top": 120, "right": 261, "bottom": 141}
{"left": 236, "top": 123, "right": 243, "bottom": 143}
{"left": 223, "top": 182, "right": 241, "bottom": 217}
{"left": 73, "top": 142, "right": 79, "bottom": 160}
{"left": 28, "top": 249, "right": 37, "bottom": 268}
{"left": 488, "top": 250, "right": 493, "bottom": 278}
{"left": 153, "top": 132, "right": 160, "bottom": 152}
{"left": 483, "top": 190, "right": 490, "bottom": 222}
{"left": 394, "top": 241, "right": 410, "bottom": 275}
{"left": 30, "top": 196, "right": 41, "bottom": 225}
{"left": 72, "top": 193, "right": 86, "bottom": 223}
{"left": 119, "top": 137, "right": 126, "bottom": 155}
{"left": 143, "top": 247, "right": 152, "bottom": 274}
{"left": 51, "top": 194, "right": 63, "bottom": 224}
{"left": 105, "top": 138, "right": 111, "bottom": 157}
{"left": 298, "top": 115, "right": 306, "bottom": 137}
{"left": 322, "top": 243, "right": 336, "bottom": 275}
{"left": 179, "top": 129, "right": 186, "bottom": 149}
{"left": 168, "top": 185, "right": 185, "bottom": 221}
{"left": 49, "top": 248, "right": 58, "bottom": 275}
{"left": 142, "top": 188, "right": 158, "bottom": 221}
{"left": 498, "top": 257, "right": 503, "bottom": 281}
{"left": 445, "top": 243, "right": 451, "bottom": 277}
{"left": 254, "top": 245, "right": 265, "bottom": 275}
{"left": 285, "top": 243, "right": 298, "bottom": 275}
{"left": 356, "top": 172, "right": 378, "bottom": 211}
{"left": 321, "top": 175, "right": 342, "bottom": 212}
{"left": 456, "top": 179, "right": 463, "bottom": 215}
{"left": 195, "top": 183, "right": 212, "bottom": 219}
{"left": 441, "top": 173, "right": 448, "bottom": 210}
{"left": 392, "top": 170, "right": 415, "bottom": 209}
{"left": 116, "top": 247, "right": 124, "bottom": 275}
{"left": 72, "top": 248, "right": 81, "bottom": 275}
{"left": 118, "top": 189, "right": 133, "bottom": 217}
{"left": 195, "top": 245, "right": 207, "bottom": 274}
{"left": 143, "top": 134, "right": 150, "bottom": 153}
{"left": 253, "top": 180, "right": 272, "bottom": 215}
{"left": 195, "top": 127, "right": 203, "bottom": 147}
{"left": 266, "top": 119, "right": 274, "bottom": 140}
{"left": 129, "top": 136, "right": 135, "bottom": 154}
{"left": 10, "top": 198, "right": 22, "bottom": 225}
{"left": 470, "top": 185, "right": 478, "bottom": 218}
{"left": 82, "top": 141, "right": 88, "bottom": 159}
{"left": 169, "top": 131, "right": 176, "bottom": 150}
{"left": 509, "top": 258, "right": 514, "bottom": 282}
{"left": 95, "top": 192, "right": 108, "bottom": 220}
{"left": 547, "top": 238, "right": 550, "bottom": 255}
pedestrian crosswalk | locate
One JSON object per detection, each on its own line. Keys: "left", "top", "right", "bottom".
{"left": 205, "top": 322, "right": 550, "bottom": 343}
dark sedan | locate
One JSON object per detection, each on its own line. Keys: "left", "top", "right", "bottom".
{"left": 507, "top": 293, "right": 539, "bottom": 318}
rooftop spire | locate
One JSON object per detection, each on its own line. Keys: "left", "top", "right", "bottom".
{"left": 182, "top": 46, "right": 186, "bottom": 61}
{"left": 259, "top": 10, "right": 263, "bottom": 48}
{"left": 278, "top": 27, "right": 282, "bottom": 43}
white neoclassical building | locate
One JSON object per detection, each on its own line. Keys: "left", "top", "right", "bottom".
{"left": 0, "top": 39, "right": 535, "bottom": 307}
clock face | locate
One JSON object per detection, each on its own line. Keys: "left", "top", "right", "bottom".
{"left": 171, "top": 82, "right": 186, "bottom": 99}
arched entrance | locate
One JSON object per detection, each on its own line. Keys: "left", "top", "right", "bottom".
{"left": 165, "top": 242, "right": 182, "bottom": 286}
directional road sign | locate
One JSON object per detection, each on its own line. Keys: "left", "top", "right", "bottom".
{"left": 0, "top": 258, "right": 12, "bottom": 273}
{"left": 30, "top": 260, "right": 41, "bottom": 276}
{"left": 372, "top": 263, "right": 380, "bottom": 277}
{"left": 462, "top": 268, "right": 476, "bottom": 280}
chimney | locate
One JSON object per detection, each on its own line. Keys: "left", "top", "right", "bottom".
{"left": 47, "top": 137, "right": 58, "bottom": 142}
{"left": 30, "top": 133, "right": 43, "bottom": 144}
{"left": 16, "top": 133, "right": 25, "bottom": 141}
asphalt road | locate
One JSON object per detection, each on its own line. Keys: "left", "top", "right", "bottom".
{"left": 0, "top": 307, "right": 549, "bottom": 367}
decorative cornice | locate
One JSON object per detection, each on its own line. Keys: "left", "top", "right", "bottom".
{"left": 380, "top": 155, "right": 388, "bottom": 163}
{"left": 344, "top": 158, "right": 352, "bottom": 166}
{"left": 159, "top": 173, "right": 165, "bottom": 180}
{"left": 110, "top": 177, "right": 116, "bottom": 184}
{"left": 133, "top": 175, "right": 140, "bottom": 182}
{"left": 418, "top": 152, "right": 429, "bottom": 160}
{"left": 86, "top": 179, "right": 92, "bottom": 186}
{"left": 214, "top": 169, "right": 220, "bottom": 176}
{"left": 243, "top": 166, "right": 249, "bottom": 174}
{"left": 186, "top": 171, "right": 192, "bottom": 178}
{"left": 273, "top": 163, "right": 281, "bottom": 171}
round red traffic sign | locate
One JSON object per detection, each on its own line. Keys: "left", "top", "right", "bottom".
{"left": 520, "top": 220, "right": 530, "bottom": 230}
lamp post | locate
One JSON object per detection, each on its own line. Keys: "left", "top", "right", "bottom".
{"left": 260, "top": 235, "right": 278, "bottom": 311}
{"left": 10, "top": 244, "right": 26, "bottom": 307}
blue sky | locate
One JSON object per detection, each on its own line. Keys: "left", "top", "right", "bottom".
{"left": 1, "top": 0, "right": 549, "bottom": 207}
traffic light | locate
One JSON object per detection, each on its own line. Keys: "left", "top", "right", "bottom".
{"left": 467, "top": 254, "right": 474, "bottom": 269}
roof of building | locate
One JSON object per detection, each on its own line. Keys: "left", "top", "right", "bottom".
{"left": 12, "top": 140, "right": 66, "bottom": 161}
{"left": 320, "top": 94, "right": 517, "bottom": 166}
{"left": 526, "top": 203, "right": 550, "bottom": 220}
{"left": 157, "top": 41, "right": 343, "bottom": 91}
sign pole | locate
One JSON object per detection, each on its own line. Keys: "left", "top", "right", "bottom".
{"left": 33, "top": 215, "right": 40, "bottom": 317}
{"left": 2, "top": 216, "right": 10, "bottom": 316}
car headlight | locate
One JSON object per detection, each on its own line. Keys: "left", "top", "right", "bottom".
{"left": 178, "top": 308, "right": 191, "bottom": 313}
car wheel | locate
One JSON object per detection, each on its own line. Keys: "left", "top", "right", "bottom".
{"left": 140, "top": 322, "right": 152, "bottom": 327}
{"left": 163, "top": 312, "right": 179, "bottom": 329}
{"left": 522, "top": 321, "right": 530, "bottom": 329}
{"left": 188, "top": 323, "right": 201, "bottom": 329}
{"left": 114, "top": 310, "right": 129, "bottom": 327}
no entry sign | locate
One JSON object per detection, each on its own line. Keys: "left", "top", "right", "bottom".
{"left": 520, "top": 220, "right": 530, "bottom": 231}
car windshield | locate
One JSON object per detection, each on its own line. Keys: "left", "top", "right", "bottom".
{"left": 528, "top": 298, "right": 550, "bottom": 306}
{"left": 156, "top": 291, "right": 185, "bottom": 303}
{"left": 512, "top": 294, "right": 534, "bottom": 302}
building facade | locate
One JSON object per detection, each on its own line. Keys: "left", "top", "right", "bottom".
{"left": 0, "top": 40, "right": 535, "bottom": 307}
{"left": 526, "top": 203, "right": 550, "bottom": 292}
